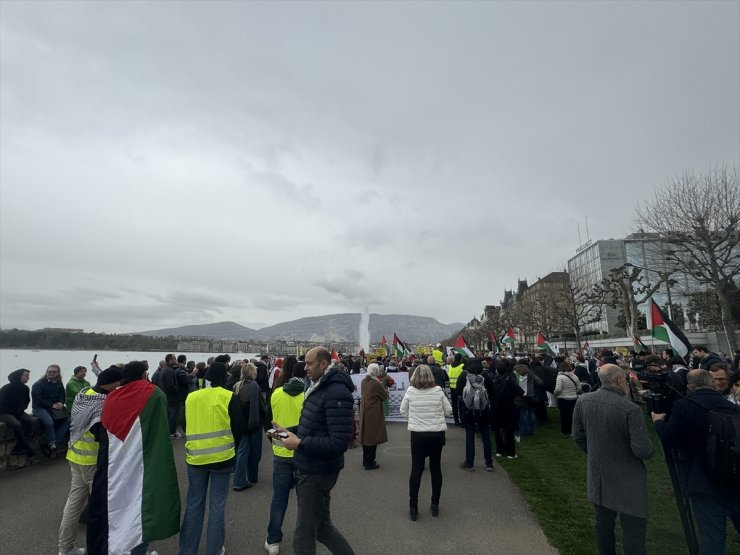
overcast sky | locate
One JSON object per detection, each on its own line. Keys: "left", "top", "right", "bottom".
{"left": 1, "top": 1, "right": 738, "bottom": 334}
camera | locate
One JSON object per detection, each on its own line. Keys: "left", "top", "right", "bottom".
{"left": 638, "top": 370, "right": 673, "bottom": 413}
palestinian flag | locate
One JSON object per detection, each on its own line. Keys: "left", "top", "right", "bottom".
{"left": 380, "top": 336, "right": 392, "bottom": 356}
{"left": 651, "top": 300, "right": 691, "bottom": 358}
{"left": 488, "top": 330, "right": 501, "bottom": 353}
{"left": 453, "top": 335, "right": 475, "bottom": 358}
{"left": 87, "top": 380, "right": 180, "bottom": 555}
{"left": 633, "top": 335, "right": 649, "bottom": 351}
{"left": 331, "top": 348, "right": 340, "bottom": 362}
{"left": 502, "top": 327, "right": 516, "bottom": 345}
{"left": 537, "top": 332, "right": 557, "bottom": 356}
{"left": 392, "top": 333, "right": 411, "bottom": 357}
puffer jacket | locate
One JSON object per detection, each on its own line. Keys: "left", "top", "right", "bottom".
{"left": 293, "top": 367, "right": 354, "bottom": 475}
{"left": 400, "top": 385, "right": 451, "bottom": 432}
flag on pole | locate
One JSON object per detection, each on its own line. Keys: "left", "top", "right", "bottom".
{"left": 380, "top": 336, "right": 392, "bottom": 356}
{"left": 488, "top": 330, "right": 501, "bottom": 353}
{"left": 537, "top": 332, "right": 557, "bottom": 356}
{"left": 392, "top": 334, "right": 411, "bottom": 357}
{"left": 501, "top": 327, "right": 516, "bottom": 346}
{"left": 633, "top": 335, "right": 648, "bottom": 351}
{"left": 453, "top": 335, "right": 475, "bottom": 358}
{"left": 650, "top": 300, "right": 692, "bottom": 358}
{"left": 330, "top": 348, "right": 340, "bottom": 362}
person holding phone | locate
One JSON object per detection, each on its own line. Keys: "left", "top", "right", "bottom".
{"left": 272, "top": 347, "right": 355, "bottom": 555}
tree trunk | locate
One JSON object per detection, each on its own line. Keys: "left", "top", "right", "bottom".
{"left": 716, "top": 285, "right": 738, "bottom": 352}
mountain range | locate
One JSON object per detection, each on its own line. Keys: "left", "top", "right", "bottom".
{"left": 137, "top": 313, "right": 464, "bottom": 344}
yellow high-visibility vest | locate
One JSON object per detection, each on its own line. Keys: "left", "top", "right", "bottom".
{"left": 432, "top": 349, "right": 444, "bottom": 366}
{"left": 270, "top": 387, "right": 304, "bottom": 458}
{"left": 185, "top": 387, "right": 235, "bottom": 465}
{"left": 448, "top": 363, "right": 465, "bottom": 390}
{"left": 66, "top": 388, "right": 99, "bottom": 466}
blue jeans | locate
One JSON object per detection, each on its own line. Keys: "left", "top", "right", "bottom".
{"left": 518, "top": 407, "right": 536, "bottom": 436}
{"left": 32, "top": 408, "right": 69, "bottom": 446}
{"left": 691, "top": 494, "right": 740, "bottom": 555}
{"left": 266, "top": 455, "right": 296, "bottom": 544}
{"left": 233, "top": 431, "right": 263, "bottom": 488}
{"left": 179, "top": 465, "right": 231, "bottom": 555}
{"left": 464, "top": 420, "right": 492, "bottom": 467}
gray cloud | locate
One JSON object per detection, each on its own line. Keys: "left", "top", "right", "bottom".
{"left": 1, "top": 1, "right": 738, "bottom": 333}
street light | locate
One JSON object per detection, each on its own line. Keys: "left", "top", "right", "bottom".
{"left": 622, "top": 262, "right": 675, "bottom": 319}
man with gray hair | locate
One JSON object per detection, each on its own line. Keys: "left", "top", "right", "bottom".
{"left": 653, "top": 369, "right": 740, "bottom": 553}
{"left": 573, "top": 364, "right": 654, "bottom": 555}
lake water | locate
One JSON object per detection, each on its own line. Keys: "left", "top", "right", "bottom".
{"left": 0, "top": 349, "right": 260, "bottom": 384}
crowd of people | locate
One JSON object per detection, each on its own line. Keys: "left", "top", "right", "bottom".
{"left": 0, "top": 342, "right": 738, "bottom": 554}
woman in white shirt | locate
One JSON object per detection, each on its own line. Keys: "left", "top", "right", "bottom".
{"left": 400, "top": 364, "right": 452, "bottom": 521}
{"left": 553, "top": 361, "right": 581, "bottom": 436}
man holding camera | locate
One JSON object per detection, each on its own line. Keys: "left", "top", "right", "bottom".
{"left": 652, "top": 369, "right": 740, "bottom": 553}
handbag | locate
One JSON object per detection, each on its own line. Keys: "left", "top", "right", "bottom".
{"left": 51, "top": 407, "right": 68, "bottom": 420}
{"left": 565, "top": 375, "right": 582, "bottom": 396}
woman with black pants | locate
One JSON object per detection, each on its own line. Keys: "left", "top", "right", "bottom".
{"left": 400, "top": 365, "right": 453, "bottom": 521}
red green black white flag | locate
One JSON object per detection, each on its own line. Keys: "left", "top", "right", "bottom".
{"left": 537, "top": 332, "right": 557, "bottom": 356}
{"left": 650, "top": 300, "right": 691, "bottom": 358}
{"left": 453, "top": 335, "right": 475, "bottom": 358}
{"left": 502, "top": 327, "right": 516, "bottom": 345}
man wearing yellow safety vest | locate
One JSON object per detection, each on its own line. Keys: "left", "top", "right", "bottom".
{"left": 58, "top": 365, "right": 122, "bottom": 555}
{"left": 179, "top": 361, "right": 246, "bottom": 555}
{"left": 448, "top": 353, "right": 466, "bottom": 426}
{"left": 263, "top": 362, "right": 307, "bottom": 555}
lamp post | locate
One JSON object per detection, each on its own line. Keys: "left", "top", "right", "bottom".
{"left": 622, "top": 263, "right": 674, "bottom": 319}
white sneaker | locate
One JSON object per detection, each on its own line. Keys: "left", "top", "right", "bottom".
{"left": 514, "top": 434, "right": 521, "bottom": 443}
{"left": 218, "top": 547, "right": 226, "bottom": 555}
{"left": 58, "top": 549, "right": 86, "bottom": 555}
{"left": 146, "top": 551, "right": 159, "bottom": 555}
{"left": 264, "top": 541, "right": 280, "bottom": 554}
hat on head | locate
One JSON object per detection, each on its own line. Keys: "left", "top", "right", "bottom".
{"left": 96, "top": 366, "right": 123, "bottom": 386}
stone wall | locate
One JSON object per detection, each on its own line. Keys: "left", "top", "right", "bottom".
{"left": 0, "top": 418, "right": 67, "bottom": 474}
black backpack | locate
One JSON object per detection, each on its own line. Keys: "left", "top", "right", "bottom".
{"left": 688, "top": 397, "right": 740, "bottom": 495}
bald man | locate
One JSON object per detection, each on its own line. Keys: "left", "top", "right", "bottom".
{"left": 275, "top": 347, "right": 355, "bottom": 555}
{"left": 573, "top": 364, "right": 654, "bottom": 555}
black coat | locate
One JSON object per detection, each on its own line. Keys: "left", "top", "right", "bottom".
{"left": 656, "top": 388, "right": 739, "bottom": 503}
{"left": 31, "top": 377, "right": 65, "bottom": 411}
{"left": 0, "top": 369, "right": 30, "bottom": 416}
{"left": 491, "top": 373, "right": 524, "bottom": 428}
{"left": 455, "top": 369, "right": 494, "bottom": 424}
{"left": 293, "top": 367, "right": 354, "bottom": 475}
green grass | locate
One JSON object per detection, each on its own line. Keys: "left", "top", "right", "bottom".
{"left": 499, "top": 408, "right": 740, "bottom": 555}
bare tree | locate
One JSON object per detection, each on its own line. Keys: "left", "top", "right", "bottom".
{"left": 635, "top": 165, "right": 740, "bottom": 351}
{"left": 556, "top": 275, "right": 602, "bottom": 349}
{"left": 590, "top": 265, "right": 664, "bottom": 339}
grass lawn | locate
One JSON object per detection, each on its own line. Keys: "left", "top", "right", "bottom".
{"left": 499, "top": 408, "right": 740, "bottom": 555}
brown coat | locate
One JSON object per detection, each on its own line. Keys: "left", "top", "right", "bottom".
{"left": 359, "top": 376, "right": 388, "bottom": 446}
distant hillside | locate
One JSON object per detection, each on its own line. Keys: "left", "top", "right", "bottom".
{"left": 137, "top": 314, "right": 463, "bottom": 344}
{"left": 256, "top": 313, "right": 463, "bottom": 344}
{"left": 137, "top": 321, "right": 258, "bottom": 340}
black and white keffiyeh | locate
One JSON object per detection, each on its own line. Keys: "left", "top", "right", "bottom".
{"left": 69, "top": 387, "right": 107, "bottom": 445}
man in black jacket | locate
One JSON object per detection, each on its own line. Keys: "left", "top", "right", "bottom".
{"left": 652, "top": 369, "right": 740, "bottom": 553}
{"left": 278, "top": 346, "right": 355, "bottom": 555}
{"left": 0, "top": 368, "right": 35, "bottom": 455}
{"left": 692, "top": 346, "right": 723, "bottom": 371}
{"left": 32, "top": 364, "right": 69, "bottom": 457}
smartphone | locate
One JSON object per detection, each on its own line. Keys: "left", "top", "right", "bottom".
{"left": 93, "top": 354, "right": 98, "bottom": 362}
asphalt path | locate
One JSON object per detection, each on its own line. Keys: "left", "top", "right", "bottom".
{"left": 0, "top": 422, "right": 557, "bottom": 554}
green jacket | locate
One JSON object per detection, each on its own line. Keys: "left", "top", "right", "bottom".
{"left": 65, "top": 377, "right": 91, "bottom": 412}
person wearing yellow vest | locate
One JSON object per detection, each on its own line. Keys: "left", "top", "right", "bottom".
{"left": 264, "top": 362, "right": 307, "bottom": 555}
{"left": 448, "top": 353, "right": 465, "bottom": 426}
{"left": 179, "top": 362, "right": 246, "bottom": 555}
{"left": 58, "top": 366, "right": 122, "bottom": 555}
{"left": 432, "top": 346, "right": 445, "bottom": 367}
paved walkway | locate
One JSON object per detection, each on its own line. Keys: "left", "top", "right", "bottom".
{"left": 0, "top": 422, "right": 557, "bottom": 554}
